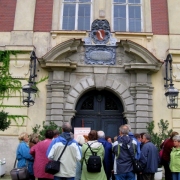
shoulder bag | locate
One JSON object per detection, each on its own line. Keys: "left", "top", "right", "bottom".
{"left": 45, "top": 139, "right": 69, "bottom": 175}
{"left": 126, "top": 143, "right": 143, "bottom": 173}
{"left": 10, "top": 159, "right": 29, "bottom": 180}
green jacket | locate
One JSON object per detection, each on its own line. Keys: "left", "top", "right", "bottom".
{"left": 81, "top": 140, "right": 107, "bottom": 180}
{"left": 170, "top": 147, "right": 180, "bottom": 172}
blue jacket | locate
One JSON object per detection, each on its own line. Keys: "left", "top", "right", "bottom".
{"left": 46, "top": 132, "right": 80, "bottom": 157}
{"left": 113, "top": 135, "right": 135, "bottom": 174}
{"left": 98, "top": 138, "right": 113, "bottom": 180}
{"left": 128, "top": 132, "right": 141, "bottom": 160}
{"left": 139, "top": 141, "right": 159, "bottom": 173}
{"left": 16, "top": 141, "right": 34, "bottom": 175}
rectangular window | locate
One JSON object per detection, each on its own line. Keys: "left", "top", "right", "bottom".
{"left": 113, "top": 0, "right": 142, "bottom": 32}
{"left": 62, "top": 0, "right": 91, "bottom": 30}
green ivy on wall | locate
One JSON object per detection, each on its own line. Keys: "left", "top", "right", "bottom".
{"left": 0, "top": 51, "right": 22, "bottom": 96}
{"left": 0, "top": 50, "right": 28, "bottom": 128}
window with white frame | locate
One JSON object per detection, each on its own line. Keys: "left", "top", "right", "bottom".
{"left": 113, "top": 0, "right": 142, "bottom": 32}
{"left": 61, "top": 0, "right": 91, "bottom": 30}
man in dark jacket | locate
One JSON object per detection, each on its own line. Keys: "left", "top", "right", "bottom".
{"left": 98, "top": 131, "right": 113, "bottom": 180}
{"left": 113, "top": 125, "right": 135, "bottom": 180}
{"left": 139, "top": 133, "right": 159, "bottom": 180}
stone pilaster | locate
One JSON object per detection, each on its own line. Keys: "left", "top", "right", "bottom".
{"left": 46, "top": 71, "right": 65, "bottom": 125}
{"left": 134, "top": 72, "right": 153, "bottom": 132}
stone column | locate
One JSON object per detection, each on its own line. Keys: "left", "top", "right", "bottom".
{"left": 46, "top": 70, "right": 65, "bottom": 126}
{"left": 135, "top": 72, "right": 153, "bottom": 132}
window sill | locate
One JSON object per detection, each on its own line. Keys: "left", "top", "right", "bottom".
{"left": 51, "top": 30, "right": 88, "bottom": 39}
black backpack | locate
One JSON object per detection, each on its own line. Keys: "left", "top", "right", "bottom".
{"left": 84, "top": 142, "right": 102, "bottom": 173}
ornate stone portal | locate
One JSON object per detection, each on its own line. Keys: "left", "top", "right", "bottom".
{"left": 40, "top": 19, "right": 163, "bottom": 133}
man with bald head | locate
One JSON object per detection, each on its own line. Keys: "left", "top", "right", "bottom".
{"left": 98, "top": 130, "right": 113, "bottom": 180}
{"left": 47, "top": 122, "right": 81, "bottom": 180}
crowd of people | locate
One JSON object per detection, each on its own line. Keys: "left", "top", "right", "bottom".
{"left": 15, "top": 122, "right": 180, "bottom": 180}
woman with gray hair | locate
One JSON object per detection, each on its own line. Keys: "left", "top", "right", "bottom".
{"left": 169, "top": 135, "right": 180, "bottom": 180}
{"left": 16, "top": 132, "right": 35, "bottom": 180}
{"left": 160, "top": 131, "right": 179, "bottom": 180}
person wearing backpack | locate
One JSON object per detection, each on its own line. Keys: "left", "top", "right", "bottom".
{"left": 81, "top": 130, "right": 107, "bottom": 180}
{"left": 113, "top": 125, "right": 136, "bottom": 180}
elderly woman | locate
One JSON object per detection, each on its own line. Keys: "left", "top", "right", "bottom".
{"left": 16, "top": 132, "right": 35, "bottom": 180}
{"left": 81, "top": 130, "right": 107, "bottom": 180}
{"left": 30, "top": 130, "right": 54, "bottom": 180}
{"left": 29, "top": 133, "right": 40, "bottom": 148}
{"left": 160, "top": 131, "right": 179, "bottom": 180}
{"left": 170, "top": 135, "right": 180, "bottom": 180}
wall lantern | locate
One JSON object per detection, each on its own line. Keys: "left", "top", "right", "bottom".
{"left": 22, "top": 51, "right": 38, "bottom": 107}
{"left": 164, "top": 54, "right": 179, "bottom": 108}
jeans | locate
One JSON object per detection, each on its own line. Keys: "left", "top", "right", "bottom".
{"left": 54, "top": 176, "right": 74, "bottom": 180}
{"left": 172, "top": 172, "right": 180, "bottom": 180}
{"left": 114, "top": 171, "right": 135, "bottom": 180}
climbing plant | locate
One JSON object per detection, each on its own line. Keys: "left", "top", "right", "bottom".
{"left": 0, "top": 50, "right": 49, "bottom": 127}
{"left": 0, "top": 110, "right": 11, "bottom": 131}
{"left": 0, "top": 50, "right": 28, "bottom": 127}
{"left": 0, "top": 51, "right": 22, "bottom": 97}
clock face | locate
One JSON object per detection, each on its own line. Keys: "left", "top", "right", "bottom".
{"left": 96, "top": 29, "right": 105, "bottom": 41}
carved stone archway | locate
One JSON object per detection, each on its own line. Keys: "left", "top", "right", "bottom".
{"left": 40, "top": 38, "right": 163, "bottom": 132}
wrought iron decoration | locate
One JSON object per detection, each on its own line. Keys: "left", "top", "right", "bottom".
{"left": 164, "top": 54, "right": 179, "bottom": 108}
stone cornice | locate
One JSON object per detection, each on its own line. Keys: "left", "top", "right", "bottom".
{"left": 120, "top": 40, "right": 163, "bottom": 73}
{"left": 39, "top": 39, "right": 82, "bottom": 70}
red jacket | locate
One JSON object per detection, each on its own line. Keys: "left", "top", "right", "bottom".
{"left": 30, "top": 139, "right": 53, "bottom": 179}
{"left": 161, "top": 138, "right": 174, "bottom": 162}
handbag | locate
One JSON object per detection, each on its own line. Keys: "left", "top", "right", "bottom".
{"left": 10, "top": 159, "right": 29, "bottom": 180}
{"left": 45, "top": 139, "right": 69, "bottom": 175}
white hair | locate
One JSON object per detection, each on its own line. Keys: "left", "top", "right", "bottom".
{"left": 124, "top": 124, "right": 131, "bottom": 132}
{"left": 97, "top": 131, "right": 105, "bottom": 138}
{"left": 75, "top": 135, "right": 85, "bottom": 145}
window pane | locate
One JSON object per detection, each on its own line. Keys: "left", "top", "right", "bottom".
{"left": 114, "top": 0, "right": 126, "bottom": 3}
{"left": 79, "top": 0, "right": 91, "bottom": 2}
{"left": 129, "top": 19, "right": 141, "bottom": 32}
{"left": 78, "top": 4, "right": 90, "bottom": 16}
{"left": 62, "top": 4, "right": 75, "bottom": 30}
{"left": 78, "top": 4, "right": 90, "bottom": 30}
{"left": 129, "top": 0, "right": 140, "bottom": 3}
{"left": 63, "top": 17, "right": 75, "bottom": 30}
{"left": 63, "top": 4, "right": 75, "bottom": 16}
{"left": 78, "top": 17, "right": 90, "bottom": 30}
{"left": 129, "top": 6, "right": 141, "bottom": 18}
{"left": 114, "top": 18, "right": 126, "bottom": 31}
{"left": 114, "top": 5, "right": 126, "bottom": 18}
{"left": 64, "top": 0, "right": 76, "bottom": 2}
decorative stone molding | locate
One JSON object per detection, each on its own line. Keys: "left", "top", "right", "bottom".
{"left": 64, "top": 77, "right": 135, "bottom": 114}
{"left": 40, "top": 39, "right": 82, "bottom": 70}
{"left": 120, "top": 40, "right": 163, "bottom": 72}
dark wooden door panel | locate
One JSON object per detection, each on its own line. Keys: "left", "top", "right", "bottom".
{"left": 72, "top": 90, "right": 125, "bottom": 139}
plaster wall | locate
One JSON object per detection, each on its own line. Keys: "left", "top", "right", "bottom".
{"left": 14, "top": 0, "right": 36, "bottom": 30}
{"left": 167, "top": 0, "right": 180, "bottom": 34}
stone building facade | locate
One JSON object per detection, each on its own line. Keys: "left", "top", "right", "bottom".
{"left": 0, "top": 0, "right": 180, "bottom": 173}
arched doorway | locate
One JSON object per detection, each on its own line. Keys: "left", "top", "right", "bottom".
{"left": 71, "top": 90, "right": 126, "bottom": 139}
